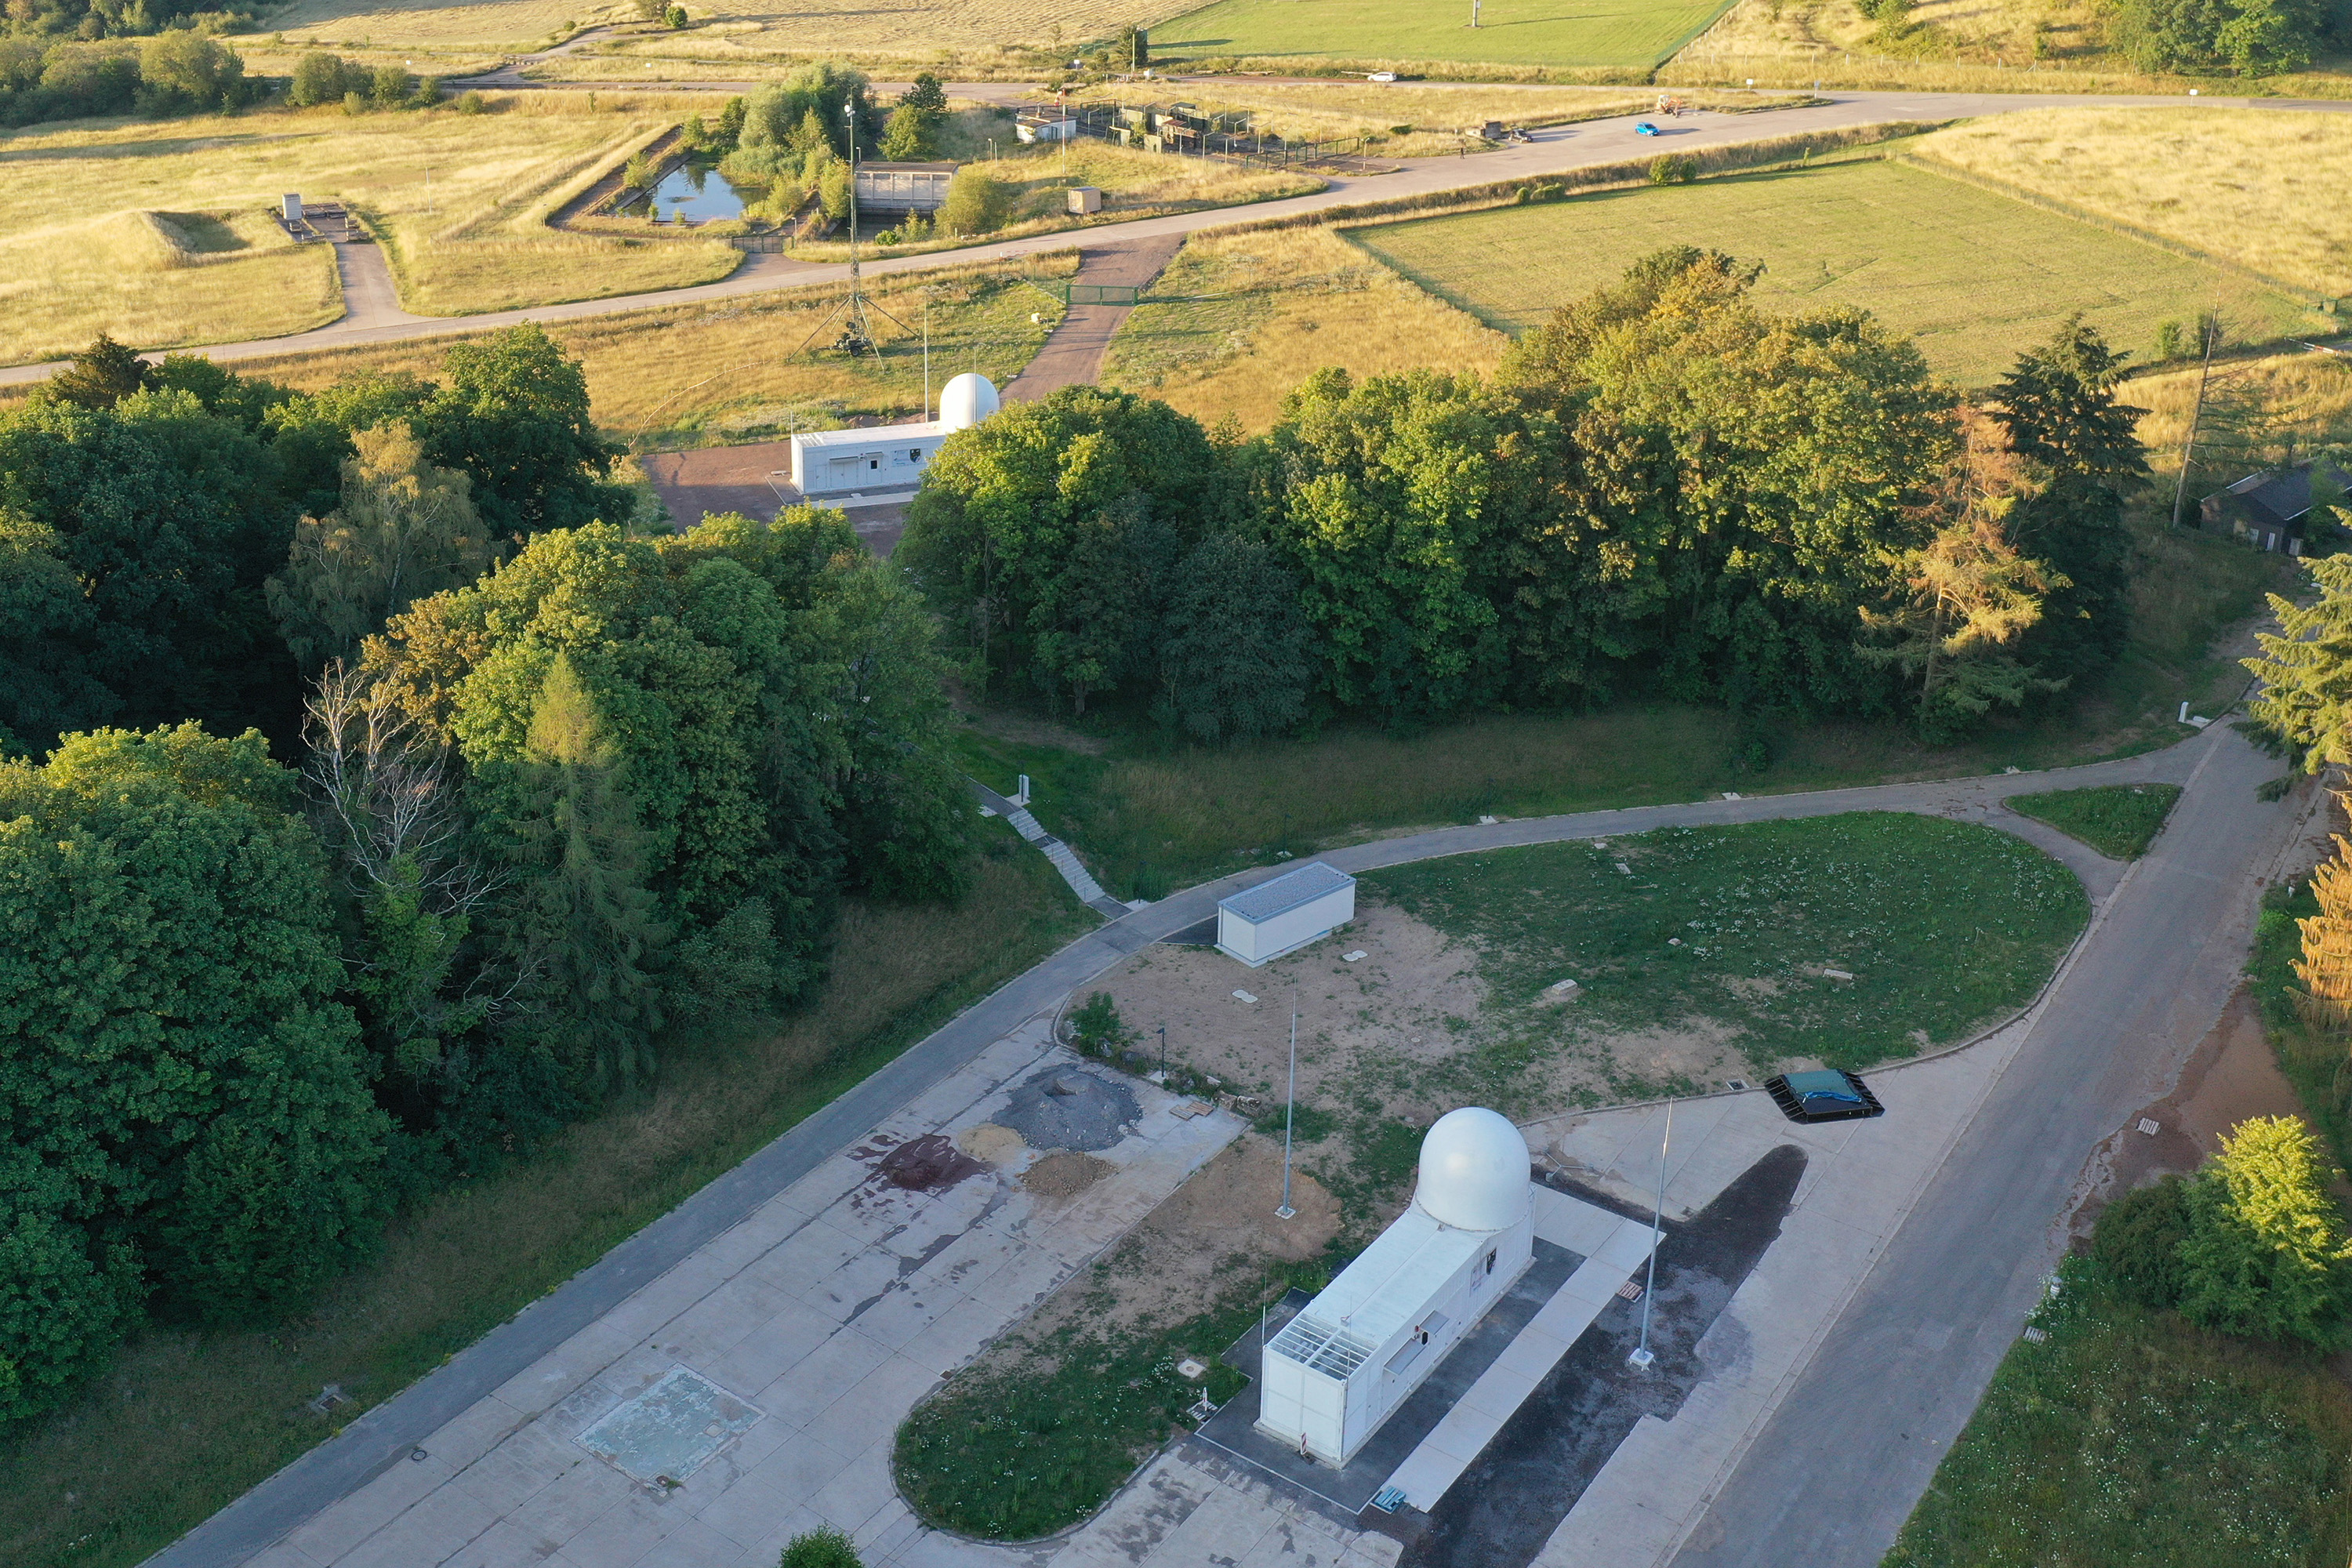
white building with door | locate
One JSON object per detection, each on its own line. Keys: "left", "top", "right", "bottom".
{"left": 1256, "top": 1108, "right": 1534, "bottom": 1466}
{"left": 789, "top": 372, "right": 1000, "bottom": 498}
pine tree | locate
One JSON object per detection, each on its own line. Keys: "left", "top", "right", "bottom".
{"left": 2293, "top": 836, "right": 2352, "bottom": 1033}
{"left": 499, "top": 654, "right": 669, "bottom": 1089}
{"left": 47, "top": 333, "right": 152, "bottom": 410}
{"left": 2247, "top": 554, "right": 2352, "bottom": 770}
{"left": 2177, "top": 1116, "right": 2352, "bottom": 1348}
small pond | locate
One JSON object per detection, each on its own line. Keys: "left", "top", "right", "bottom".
{"left": 625, "top": 161, "right": 748, "bottom": 223}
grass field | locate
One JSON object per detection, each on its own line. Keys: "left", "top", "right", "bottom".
{"left": 1912, "top": 107, "right": 2352, "bottom": 298}
{"left": 1371, "top": 813, "right": 2086, "bottom": 1076}
{"left": 0, "top": 96, "right": 742, "bottom": 362}
{"left": 222, "top": 252, "right": 1070, "bottom": 448}
{"left": 1886, "top": 1290, "right": 2352, "bottom": 1568}
{"left": 1100, "top": 225, "right": 1508, "bottom": 429}
{"left": 0, "top": 205, "right": 339, "bottom": 369}
{"left": 2008, "top": 783, "right": 2182, "bottom": 859}
{"left": 1150, "top": 0, "right": 1737, "bottom": 68}
{"left": 1345, "top": 152, "right": 2322, "bottom": 386}
{"left": 274, "top": 0, "right": 1159, "bottom": 53}
{"left": 0, "top": 841, "right": 1091, "bottom": 1568}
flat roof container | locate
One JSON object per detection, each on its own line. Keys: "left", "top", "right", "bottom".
{"left": 1217, "top": 861, "right": 1353, "bottom": 968}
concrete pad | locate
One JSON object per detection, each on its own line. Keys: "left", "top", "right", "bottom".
{"left": 699, "top": 1296, "right": 844, "bottom": 1402}
{"left": 448, "top": 1418, "right": 589, "bottom": 1510}
{"left": 334, "top": 1482, "right": 499, "bottom": 1568}
{"left": 559, "top": 1490, "right": 686, "bottom": 1568}
{"left": 810, "top": 1443, "right": 901, "bottom": 1534}
{"left": 281, "top": 1450, "right": 458, "bottom": 1563}
{"left": 756, "top": 1328, "right": 892, "bottom": 1425}
{"left": 691, "top": 1430, "right": 857, "bottom": 1545}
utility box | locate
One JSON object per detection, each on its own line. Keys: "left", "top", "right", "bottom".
{"left": 281, "top": 193, "right": 303, "bottom": 223}
{"left": 1068, "top": 185, "right": 1103, "bottom": 214}
{"left": 1216, "top": 861, "right": 1353, "bottom": 967}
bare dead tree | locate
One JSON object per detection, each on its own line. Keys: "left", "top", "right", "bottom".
{"left": 303, "top": 660, "right": 502, "bottom": 914}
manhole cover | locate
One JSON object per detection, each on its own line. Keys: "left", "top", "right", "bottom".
{"left": 576, "top": 1367, "right": 762, "bottom": 1485}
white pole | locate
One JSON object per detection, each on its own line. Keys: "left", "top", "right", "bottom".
{"left": 1276, "top": 1008, "right": 1298, "bottom": 1218}
{"left": 1630, "top": 1099, "right": 1672, "bottom": 1367}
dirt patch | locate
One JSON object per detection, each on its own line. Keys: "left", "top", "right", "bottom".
{"left": 879, "top": 1133, "right": 988, "bottom": 1192}
{"left": 956, "top": 1123, "right": 1027, "bottom": 1166}
{"left": 1022, "top": 1151, "right": 1114, "bottom": 1199}
{"left": 989, "top": 1135, "right": 1342, "bottom": 1367}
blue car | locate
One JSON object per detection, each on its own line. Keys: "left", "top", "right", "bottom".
{"left": 1634, "top": 121, "right": 1661, "bottom": 136}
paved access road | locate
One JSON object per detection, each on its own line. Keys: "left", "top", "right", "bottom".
{"left": 1671, "top": 721, "right": 2314, "bottom": 1567}
{"left": 6, "top": 87, "right": 2346, "bottom": 387}
{"left": 151, "top": 726, "right": 2262, "bottom": 1568}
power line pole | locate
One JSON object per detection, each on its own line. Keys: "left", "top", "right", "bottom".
{"left": 1628, "top": 1098, "right": 1673, "bottom": 1369}
{"left": 2171, "top": 313, "right": 2222, "bottom": 531}
{"left": 1276, "top": 1008, "right": 1298, "bottom": 1219}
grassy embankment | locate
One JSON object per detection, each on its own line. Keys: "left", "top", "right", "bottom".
{"left": 2006, "top": 784, "right": 2183, "bottom": 859}
{"left": 1149, "top": 0, "right": 1736, "bottom": 71}
{"left": 194, "top": 253, "right": 1070, "bottom": 451}
{"left": 0, "top": 93, "right": 742, "bottom": 364}
{"left": 953, "top": 511, "right": 2288, "bottom": 902}
{"left": 0, "top": 839, "right": 1094, "bottom": 1568}
{"left": 1659, "top": 0, "right": 2352, "bottom": 98}
{"left": 896, "top": 813, "right": 2084, "bottom": 1541}
{"left": 1345, "top": 141, "right": 2328, "bottom": 387}
{"left": 1101, "top": 224, "right": 1508, "bottom": 429}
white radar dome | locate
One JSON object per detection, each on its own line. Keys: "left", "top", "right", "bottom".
{"left": 938, "top": 372, "right": 1000, "bottom": 433}
{"left": 1412, "top": 1108, "right": 1530, "bottom": 1232}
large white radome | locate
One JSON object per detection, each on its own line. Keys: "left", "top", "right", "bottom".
{"left": 938, "top": 372, "right": 1000, "bottom": 432}
{"left": 1413, "top": 1107, "right": 1531, "bottom": 1232}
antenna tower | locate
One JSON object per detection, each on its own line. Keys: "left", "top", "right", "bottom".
{"left": 799, "top": 96, "right": 908, "bottom": 358}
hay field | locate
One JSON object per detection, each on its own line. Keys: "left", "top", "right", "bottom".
{"left": 1911, "top": 107, "right": 2352, "bottom": 297}
{"left": 0, "top": 207, "right": 339, "bottom": 368}
{"left": 2129, "top": 350, "right": 2352, "bottom": 484}
{"left": 0, "top": 98, "right": 740, "bottom": 355}
{"left": 1149, "top": 0, "right": 1736, "bottom": 69}
{"left": 1073, "top": 82, "right": 1784, "bottom": 156}
{"left": 274, "top": 0, "right": 1159, "bottom": 53}
{"left": 1100, "top": 226, "right": 1507, "bottom": 429}
{"left": 271, "top": 0, "right": 630, "bottom": 49}
{"left": 223, "top": 254, "right": 1073, "bottom": 447}
{"left": 1347, "top": 154, "right": 2322, "bottom": 387}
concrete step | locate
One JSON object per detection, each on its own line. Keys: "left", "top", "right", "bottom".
{"left": 1005, "top": 808, "right": 1046, "bottom": 842}
{"left": 1042, "top": 841, "right": 1106, "bottom": 903}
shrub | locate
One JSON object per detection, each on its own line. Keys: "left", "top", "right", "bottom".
{"left": 412, "top": 75, "right": 443, "bottom": 108}
{"left": 456, "top": 89, "right": 488, "bottom": 114}
{"left": 779, "top": 1526, "right": 861, "bottom": 1568}
{"left": 1067, "top": 992, "right": 1131, "bottom": 1058}
{"left": 342, "top": 89, "right": 365, "bottom": 115}
{"left": 2178, "top": 1116, "right": 2352, "bottom": 1348}
{"left": 939, "top": 166, "right": 1011, "bottom": 236}
{"left": 1648, "top": 153, "right": 1696, "bottom": 186}
{"left": 622, "top": 152, "right": 654, "bottom": 190}
{"left": 135, "top": 31, "right": 247, "bottom": 115}
{"left": 288, "top": 51, "right": 354, "bottom": 108}
{"left": 664, "top": 3, "right": 688, "bottom": 25}
{"left": 2091, "top": 1174, "right": 2192, "bottom": 1308}
{"left": 370, "top": 64, "right": 412, "bottom": 108}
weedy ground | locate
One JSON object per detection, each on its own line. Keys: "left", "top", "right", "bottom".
{"left": 0, "top": 838, "right": 1091, "bottom": 1568}
{"left": 1100, "top": 224, "right": 1508, "bottom": 430}
{"left": 1344, "top": 147, "right": 2325, "bottom": 387}
{"left": 2008, "top": 784, "right": 2183, "bottom": 860}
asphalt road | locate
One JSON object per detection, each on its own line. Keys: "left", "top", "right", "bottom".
{"left": 1671, "top": 720, "right": 2318, "bottom": 1566}
{"left": 150, "top": 734, "right": 2239, "bottom": 1568}
{"left": 8, "top": 87, "right": 2347, "bottom": 387}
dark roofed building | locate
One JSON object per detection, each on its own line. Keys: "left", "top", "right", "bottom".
{"left": 2199, "top": 459, "right": 2351, "bottom": 554}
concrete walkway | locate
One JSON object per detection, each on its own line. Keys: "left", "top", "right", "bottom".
{"left": 1003, "top": 235, "right": 1188, "bottom": 405}
{"left": 147, "top": 726, "right": 2241, "bottom": 1568}
{"left": 13, "top": 89, "right": 2347, "bottom": 387}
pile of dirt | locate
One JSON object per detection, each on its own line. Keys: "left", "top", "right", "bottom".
{"left": 955, "top": 1123, "right": 1027, "bottom": 1166}
{"left": 1021, "top": 1151, "right": 1113, "bottom": 1199}
{"left": 878, "top": 1133, "right": 988, "bottom": 1192}
{"left": 996, "top": 1065, "right": 1139, "bottom": 1152}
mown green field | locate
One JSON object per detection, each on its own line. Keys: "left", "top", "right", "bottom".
{"left": 1149, "top": 0, "right": 1732, "bottom": 70}
{"left": 1348, "top": 154, "right": 2319, "bottom": 385}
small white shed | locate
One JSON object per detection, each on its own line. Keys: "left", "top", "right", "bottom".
{"left": 1257, "top": 1109, "right": 1534, "bottom": 1465}
{"left": 1216, "top": 862, "right": 1354, "bottom": 968}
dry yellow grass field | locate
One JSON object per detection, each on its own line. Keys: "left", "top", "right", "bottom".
{"left": 220, "top": 253, "right": 1073, "bottom": 446}
{"left": 272, "top": 0, "right": 629, "bottom": 49}
{"left": 0, "top": 207, "right": 340, "bottom": 368}
{"left": 2129, "top": 350, "right": 2352, "bottom": 482}
{"left": 275, "top": 0, "right": 1156, "bottom": 53}
{"left": 234, "top": 41, "right": 508, "bottom": 76}
{"left": 1911, "top": 108, "right": 2352, "bottom": 296}
{"left": 0, "top": 96, "right": 742, "bottom": 359}
{"left": 1100, "top": 225, "right": 1508, "bottom": 429}
{"left": 1073, "top": 82, "right": 1790, "bottom": 156}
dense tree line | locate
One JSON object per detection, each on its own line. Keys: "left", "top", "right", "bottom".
{"left": 900, "top": 250, "right": 2148, "bottom": 744}
{"left": 2109, "top": 0, "right": 2348, "bottom": 74}
{"left": 0, "top": 31, "right": 245, "bottom": 124}
{"left": 0, "top": 329, "right": 973, "bottom": 1425}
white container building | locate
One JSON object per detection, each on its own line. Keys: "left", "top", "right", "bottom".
{"left": 789, "top": 372, "right": 999, "bottom": 499}
{"left": 1257, "top": 1109, "right": 1534, "bottom": 1466}
{"left": 1216, "top": 862, "right": 1354, "bottom": 968}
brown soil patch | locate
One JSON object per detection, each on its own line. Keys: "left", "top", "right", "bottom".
{"left": 1022, "top": 1151, "right": 1112, "bottom": 1199}
{"left": 983, "top": 1135, "right": 1342, "bottom": 1371}
{"left": 956, "top": 1123, "right": 1026, "bottom": 1166}
{"left": 878, "top": 1133, "right": 988, "bottom": 1192}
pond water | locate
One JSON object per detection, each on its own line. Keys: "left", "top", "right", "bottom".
{"left": 626, "top": 161, "right": 748, "bottom": 223}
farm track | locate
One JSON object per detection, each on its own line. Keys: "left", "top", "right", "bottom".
{"left": 6, "top": 87, "right": 2349, "bottom": 386}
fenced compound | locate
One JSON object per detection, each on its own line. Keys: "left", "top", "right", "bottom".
{"left": 1061, "top": 100, "right": 1396, "bottom": 174}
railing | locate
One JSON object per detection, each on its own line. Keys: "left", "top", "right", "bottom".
{"left": 1027, "top": 281, "right": 1144, "bottom": 305}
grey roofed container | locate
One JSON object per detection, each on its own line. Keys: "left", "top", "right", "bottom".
{"left": 1217, "top": 861, "right": 1355, "bottom": 967}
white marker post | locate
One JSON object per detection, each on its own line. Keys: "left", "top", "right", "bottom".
{"left": 1276, "top": 1009, "right": 1298, "bottom": 1218}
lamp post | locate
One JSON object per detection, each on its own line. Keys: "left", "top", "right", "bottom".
{"left": 1156, "top": 1024, "right": 1167, "bottom": 1083}
{"left": 1628, "top": 1099, "right": 1673, "bottom": 1368}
